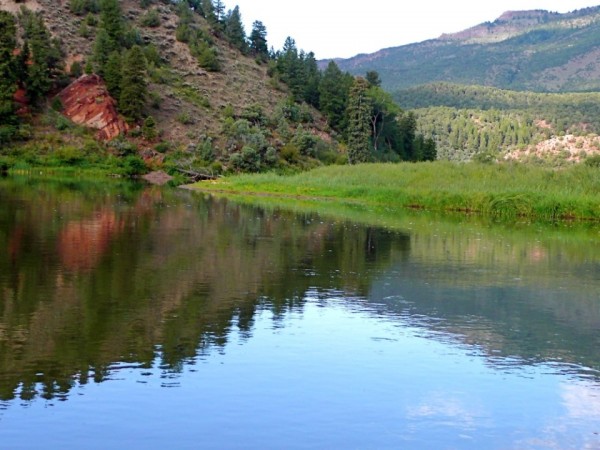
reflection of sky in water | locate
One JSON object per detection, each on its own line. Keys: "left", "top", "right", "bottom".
{"left": 1, "top": 295, "right": 598, "bottom": 449}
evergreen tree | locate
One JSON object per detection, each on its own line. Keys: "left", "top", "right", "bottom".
{"left": 319, "top": 61, "right": 351, "bottom": 132}
{"left": 103, "top": 51, "right": 122, "bottom": 98}
{"left": 302, "top": 51, "right": 320, "bottom": 108}
{"left": 397, "top": 112, "right": 417, "bottom": 160}
{"left": 276, "top": 37, "right": 305, "bottom": 102}
{"left": 0, "top": 11, "right": 18, "bottom": 131}
{"left": 199, "top": 0, "right": 216, "bottom": 22}
{"left": 92, "top": 28, "right": 113, "bottom": 75}
{"left": 213, "top": 0, "right": 225, "bottom": 23}
{"left": 366, "top": 70, "right": 381, "bottom": 87}
{"left": 99, "top": 0, "right": 124, "bottom": 48}
{"left": 119, "top": 45, "right": 147, "bottom": 121}
{"left": 142, "top": 115, "right": 157, "bottom": 140}
{"left": 346, "top": 77, "right": 372, "bottom": 164}
{"left": 18, "top": 8, "right": 64, "bottom": 104}
{"left": 249, "top": 20, "right": 268, "bottom": 59}
{"left": 224, "top": 6, "right": 247, "bottom": 53}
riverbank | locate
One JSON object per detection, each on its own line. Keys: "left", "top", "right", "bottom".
{"left": 190, "top": 162, "right": 600, "bottom": 222}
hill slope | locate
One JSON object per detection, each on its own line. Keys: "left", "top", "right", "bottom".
{"left": 331, "top": 6, "right": 600, "bottom": 93}
{"left": 0, "top": 0, "right": 340, "bottom": 176}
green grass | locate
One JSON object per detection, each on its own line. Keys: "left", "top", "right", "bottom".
{"left": 190, "top": 161, "right": 600, "bottom": 221}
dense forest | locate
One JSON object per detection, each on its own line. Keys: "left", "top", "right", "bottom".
{"left": 396, "top": 83, "right": 600, "bottom": 162}
{"left": 0, "top": 0, "right": 435, "bottom": 178}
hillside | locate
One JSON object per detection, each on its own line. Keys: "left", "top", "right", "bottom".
{"left": 1, "top": 0, "right": 291, "bottom": 142}
{"left": 330, "top": 6, "right": 600, "bottom": 93}
{"left": 0, "top": 0, "right": 354, "bottom": 177}
{"left": 393, "top": 83, "right": 600, "bottom": 162}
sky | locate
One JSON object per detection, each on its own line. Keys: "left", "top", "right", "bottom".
{"left": 229, "top": 1, "right": 600, "bottom": 59}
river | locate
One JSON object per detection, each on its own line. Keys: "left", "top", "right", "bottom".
{"left": 0, "top": 176, "right": 598, "bottom": 449}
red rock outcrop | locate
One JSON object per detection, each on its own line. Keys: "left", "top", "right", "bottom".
{"left": 57, "top": 74, "right": 129, "bottom": 140}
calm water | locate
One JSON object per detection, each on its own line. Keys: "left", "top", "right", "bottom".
{"left": 0, "top": 176, "right": 599, "bottom": 449}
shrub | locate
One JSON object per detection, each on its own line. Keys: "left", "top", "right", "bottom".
{"left": 119, "top": 155, "right": 147, "bottom": 176}
{"left": 140, "top": 9, "right": 160, "bottom": 28}
{"left": 142, "top": 116, "right": 158, "bottom": 141}
{"left": 230, "top": 146, "right": 261, "bottom": 172}
{"left": 584, "top": 154, "right": 600, "bottom": 167}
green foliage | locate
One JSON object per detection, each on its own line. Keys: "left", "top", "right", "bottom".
{"left": 69, "top": 0, "right": 99, "bottom": 15}
{"left": 103, "top": 51, "right": 121, "bottom": 98}
{"left": 0, "top": 11, "right": 18, "bottom": 129}
{"left": 69, "top": 60, "right": 83, "bottom": 78}
{"left": 223, "top": 6, "right": 247, "bottom": 53}
{"left": 319, "top": 61, "right": 352, "bottom": 132}
{"left": 140, "top": 9, "right": 160, "bottom": 28}
{"left": 584, "top": 155, "right": 600, "bottom": 168}
{"left": 176, "top": 111, "right": 194, "bottom": 124}
{"left": 99, "top": 0, "right": 125, "bottom": 48}
{"left": 50, "top": 97, "right": 63, "bottom": 112}
{"left": 346, "top": 78, "right": 372, "bottom": 164}
{"left": 249, "top": 20, "right": 268, "bottom": 59}
{"left": 191, "top": 40, "right": 220, "bottom": 72}
{"left": 18, "top": 8, "right": 64, "bottom": 104}
{"left": 291, "top": 126, "right": 318, "bottom": 157}
{"left": 230, "top": 146, "right": 261, "bottom": 172}
{"left": 142, "top": 115, "right": 158, "bottom": 140}
{"left": 119, "top": 155, "right": 147, "bottom": 176}
{"left": 118, "top": 46, "right": 147, "bottom": 121}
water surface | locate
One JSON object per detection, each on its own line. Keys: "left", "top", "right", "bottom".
{"left": 0, "top": 176, "right": 598, "bottom": 449}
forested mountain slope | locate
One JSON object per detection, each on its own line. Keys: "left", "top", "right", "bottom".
{"left": 331, "top": 6, "right": 600, "bottom": 93}
{"left": 398, "top": 83, "right": 600, "bottom": 163}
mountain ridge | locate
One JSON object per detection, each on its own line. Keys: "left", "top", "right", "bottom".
{"left": 328, "top": 6, "right": 600, "bottom": 93}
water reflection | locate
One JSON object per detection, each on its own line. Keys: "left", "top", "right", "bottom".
{"left": 0, "top": 176, "right": 599, "bottom": 447}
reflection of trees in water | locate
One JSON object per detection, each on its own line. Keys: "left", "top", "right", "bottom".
{"left": 0, "top": 179, "right": 409, "bottom": 402}
{"left": 1, "top": 177, "right": 598, "bottom": 403}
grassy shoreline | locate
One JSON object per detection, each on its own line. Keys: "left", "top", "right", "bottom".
{"left": 190, "top": 162, "right": 600, "bottom": 222}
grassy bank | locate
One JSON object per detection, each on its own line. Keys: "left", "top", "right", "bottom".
{"left": 191, "top": 162, "right": 600, "bottom": 221}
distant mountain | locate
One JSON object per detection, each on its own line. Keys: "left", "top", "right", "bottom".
{"left": 330, "top": 6, "right": 600, "bottom": 93}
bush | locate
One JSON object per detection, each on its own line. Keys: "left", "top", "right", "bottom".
{"left": 142, "top": 116, "right": 158, "bottom": 140}
{"left": 154, "top": 141, "right": 171, "bottom": 153}
{"left": 584, "top": 154, "right": 600, "bottom": 167}
{"left": 140, "top": 9, "right": 160, "bottom": 28}
{"left": 119, "top": 155, "right": 147, "bottom": 176}
{"left": 230, "top": 146, "right": 261, "bottom": 172}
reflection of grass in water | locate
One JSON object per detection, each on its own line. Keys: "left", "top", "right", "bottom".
{"left": 196, "top": 190, "right": 600, "bottom": 266}
{"left": 192, "top": 162, "right": 600, "bottom": 221}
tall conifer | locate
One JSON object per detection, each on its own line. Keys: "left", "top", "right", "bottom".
{"left": 119, "top": 45, "right": 147, "bottom": 121}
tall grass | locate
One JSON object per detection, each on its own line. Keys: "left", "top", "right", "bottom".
{"left": 192, "top": 162, "right": 600, "bottom": 221}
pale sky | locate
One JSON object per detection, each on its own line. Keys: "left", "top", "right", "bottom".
{"left": 228, "top": 1, "right": 600, "bottom": 59}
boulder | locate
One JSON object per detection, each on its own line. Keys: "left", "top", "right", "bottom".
{"left": 57, "top": 74, "right": 129, "bottom": 141}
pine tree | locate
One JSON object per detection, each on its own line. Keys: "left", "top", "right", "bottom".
{"left": 18, "top": 8, "right": 64, "bottom": 104}
{"left": 346, "top": 77, "right": 373, "bottom": 164}
{"left": 103, "top": 51, "right": 122, "bottom": 98}
{"left": 224, "top": 6, "right": 247, "bottom": 53}
{"left": 319, "top": 61, "right": 351, "bottom": 132}
{"left": 249, "top": 21, "right": 268, "bottom": 59}
{"left": 99, "top": 0, "right": 124, "bottom": 48}
{"left": 0, "top": 11, "right": 18, "bottom": 131}
{"left": 302, "top": 51, "right": 320, "bottom": 107}
{"left": 92, "top": 28, "right": 113, "bottom": 75}
{"left": 119, "top": 45, "right": 147, "bottom": 121}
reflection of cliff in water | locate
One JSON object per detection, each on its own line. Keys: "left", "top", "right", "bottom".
{"left": 0, "top": 177, "right": 598, "bottom": 404}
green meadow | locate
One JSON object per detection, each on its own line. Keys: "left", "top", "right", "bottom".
{"left": 191, "top": 162, "right": 600, "bottom": 222}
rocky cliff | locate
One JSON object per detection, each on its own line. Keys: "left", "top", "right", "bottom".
{"left": 57, "top": 75, "right": 129, "bottom": 141}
